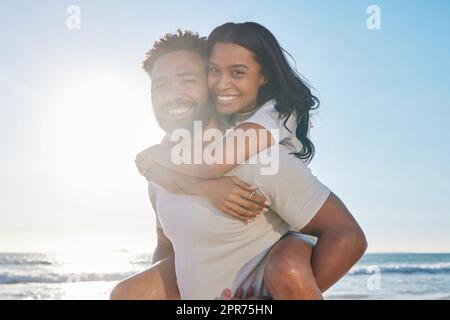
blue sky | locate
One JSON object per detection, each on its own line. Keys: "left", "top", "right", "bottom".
{"left": 0, "top": 0, "right": 449, "bottom": 252}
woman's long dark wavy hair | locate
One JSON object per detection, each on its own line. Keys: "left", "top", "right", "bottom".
{"left": 207, "top": 22, "right": 320, "bottom": 163}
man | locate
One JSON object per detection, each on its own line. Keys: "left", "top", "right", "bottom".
{"left": 110, "top": 30, "right": 367, "bottom": 300}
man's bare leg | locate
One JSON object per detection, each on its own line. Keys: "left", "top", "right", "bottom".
{"left": 110, "top": 254, "right": 180, "bottom": 300}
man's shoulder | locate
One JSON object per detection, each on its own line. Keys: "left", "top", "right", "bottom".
{"left": 147, "top": 181, "right": 161, "bottom": 203}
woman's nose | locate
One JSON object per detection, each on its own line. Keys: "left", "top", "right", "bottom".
{"left": 215, "top": 74, "right": 231, "bottom": 91}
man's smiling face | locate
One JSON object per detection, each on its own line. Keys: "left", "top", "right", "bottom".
{"left": 150, "top": 50, "right": 210, "bottom": 133}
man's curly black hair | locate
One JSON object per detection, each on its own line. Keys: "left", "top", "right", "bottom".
{"left": 142, "top": 29, "right": 208, "bottom": 75}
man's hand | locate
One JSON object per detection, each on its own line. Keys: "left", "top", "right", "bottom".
{"left": 217, "top": 287, "right": 273, "bottom": 300}
{"left": 197, "top": 176, "right": 271, "bottom": 222}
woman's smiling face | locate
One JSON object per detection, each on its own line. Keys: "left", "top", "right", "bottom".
{"left": 207, "top": 42, "right": 267, "bottom": 115}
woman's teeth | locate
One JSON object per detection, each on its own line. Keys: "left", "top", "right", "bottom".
{"left": 217, "top": 95, "right": 238, "bottom": 102}
{"left": 168, "top": 106, "right": 190, "bottom": 115}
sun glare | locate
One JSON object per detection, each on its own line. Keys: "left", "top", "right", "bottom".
{"left": 44, "top": 69, "right": 162, "bottom": 188}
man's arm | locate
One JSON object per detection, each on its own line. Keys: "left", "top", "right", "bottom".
{"left": 152, "top": 227, "right": 174, "bottom": 264}
{"left": 300, "top": 192, "right": 367, "bottom": 292}
{"left": 253, "top": 147, "right": 367, "bottom": 292}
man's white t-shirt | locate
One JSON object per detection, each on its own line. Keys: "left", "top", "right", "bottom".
{"left": 148, "top": 145, "right": 330, "bottom": 299}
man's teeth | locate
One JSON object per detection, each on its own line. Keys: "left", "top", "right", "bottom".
{"left": 168, "top": 107, "right": 190, "bottom": 115}
{"left": 217, "top": 95, "right": 238, "bottom": 101}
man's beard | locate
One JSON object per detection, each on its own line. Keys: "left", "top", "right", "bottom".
{"left": 154, "top": 99, "right": 213, "bottom": 134}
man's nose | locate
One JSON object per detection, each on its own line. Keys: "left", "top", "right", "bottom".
{"left": 160, "top": 86, "right": 184, "bottom": 104}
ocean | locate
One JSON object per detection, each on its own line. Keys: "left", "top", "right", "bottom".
{"left": 0, "top": 252, "right": 449, "bottom": 300}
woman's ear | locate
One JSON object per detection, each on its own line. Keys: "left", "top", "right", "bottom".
{"left": 260, "top": 76, "right": 268, "bottom": 86}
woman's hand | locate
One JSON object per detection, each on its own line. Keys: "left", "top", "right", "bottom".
{"left": 198, "top": 176, "right": 271, "bottom": 222}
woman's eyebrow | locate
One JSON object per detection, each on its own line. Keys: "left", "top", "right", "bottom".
{"left": 208, "top": 62, "right": 248, "bottom": 70}
{"left": 230, "top": 64, "right": 249, "bottom": 69}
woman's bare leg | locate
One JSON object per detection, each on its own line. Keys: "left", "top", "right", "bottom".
{"left": 110, "top": 254, "right": 180, "bottom": 300}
